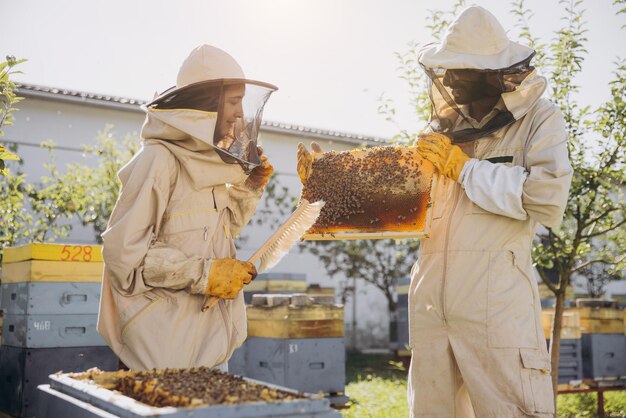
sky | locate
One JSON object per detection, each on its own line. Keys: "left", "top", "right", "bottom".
{"left": 1, "top": 0, "right": 625, "bottom": 139}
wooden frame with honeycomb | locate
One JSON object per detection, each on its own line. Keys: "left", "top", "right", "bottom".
{"left": 300, "top": 146, "right": 436, "bottom": 240}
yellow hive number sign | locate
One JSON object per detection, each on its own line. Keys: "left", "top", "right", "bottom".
{"left": 60, "top": 245, "right": 94, "bottom": 262}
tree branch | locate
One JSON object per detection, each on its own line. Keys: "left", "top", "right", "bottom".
{"left": 581, "top": 218, "right": 626, "bottom": 239}
{"left": 572, "top": 253, "right": 626, "bottom": 273}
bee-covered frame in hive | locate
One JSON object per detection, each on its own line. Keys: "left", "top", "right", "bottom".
{"left": 299, "top": 145, "right": 437, "bottom": 240}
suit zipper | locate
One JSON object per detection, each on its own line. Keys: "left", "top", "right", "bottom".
{"left": 204, "top": 226, "right": 209, "bottom": 241}
{"left": 441, "top": 183, "right": 460, "bottom": 326}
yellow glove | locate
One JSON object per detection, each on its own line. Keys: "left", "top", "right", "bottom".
{"left": 416, "top": 132, "right": 470, "bottom": 181}
{"left": 296, "top": 142, "right": 324, "bottom": 183}
{"left": 245, "top": 155, "right": 274, "bottom": 192}
{"left": 206, "top": 259, "right": 257, "bottom": 299}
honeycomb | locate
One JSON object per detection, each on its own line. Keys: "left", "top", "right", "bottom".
{"left": 71, "top": 367, "right": 304, "bottom": 408}
{"left": 300, "top": 145, "right": 434, "bottom": 235}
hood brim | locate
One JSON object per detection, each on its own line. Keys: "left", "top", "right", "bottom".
{"left": 144, "top": 78, "right": 278, "bottom": 110}
{"left": 419, "top": 40, "right": 535, "bottom": 70}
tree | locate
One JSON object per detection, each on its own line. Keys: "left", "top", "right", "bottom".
{"left": 74, "top": 126, "right": 140, "bottom": 241}
{"left": 379, "top": 0, "right": 626, "bottom": 398}
{"left": 0, "top": 55, "right": 26, "bottom": 174}
{"left": 515, "top": 0, "right": 626, "bottom": 395}
{"left": 578, "top": 260, "right": 624, "bottom": 298}
{"left": 0, "top": 141, "right": 92, "bottom": 261}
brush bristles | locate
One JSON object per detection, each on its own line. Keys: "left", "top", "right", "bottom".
{"left": 257, "top": 200, "right": 325, "bottom": 273}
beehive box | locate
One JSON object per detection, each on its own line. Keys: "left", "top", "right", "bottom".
{"left": 306, "top": 284, "right": 335, "bottom": 297}
{"left": 247, "top": 294, "right": 343, "bottom": 339}
{"left": 1, "top": 243, "right": 103, "bottom": 284}
{"left": 2, "top": 243, "right": 103, "bottom": 264}
{"left": 551, "top": 339, "right": 583, "bottom": 384}
{"left": 240, "top": 337, "right": 346, "bottom": 396}
{"left": 2, "top": 313, "right": 105, "bottom": 348}
{"left": 38, "top": 369, "right": 341, "bottom": 418}
{"left": 542, "top": 310, "right": 582, "bottom": 339}
{"left": 300, "top": 146, "right": 435, "bottom": 240}
{"left": 230, "top": 294, "right": 346, "bottom": 405}
{"left": 243, "top": 273, "right": 307, "bottom": 304}
{"left": 0, "top": 345, "right": 117, "bottom": 418}
{"left": 1, "top": 282, "right": 101, "bottom": 315}
{"left": 581, "top": 333, "right": 626, "bottom": 379}
{"left": 571, "top": 307, "right": 623, "bottom": 334}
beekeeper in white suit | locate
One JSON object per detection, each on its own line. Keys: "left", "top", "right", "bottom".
{"left": 98, "top": 45, "right": 277, "bottom": 370}
{"left": 410, "top": 6, "right": 572, "bottom": 417}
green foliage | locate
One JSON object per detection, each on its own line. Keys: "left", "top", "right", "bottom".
{"left": 557, "top": 392, "right": 626, "bottom": 417}
{"left": 340, "top": 352, "right": 626, "bottom": 418}
{"left": 74, "top": 126, "right": 139, "bottom": 241}
{"left": 0, "top": 170, "right": 33, "bottom": 254}
{"left": 0, "top": 128, "right": 139, "bottom": 262}
{"left": 376, "top": 0, "right": 625, "bottom": 395}
{"left": 514, "top": 0, "right": 626, "bottom": 298}
{"left": 377, "top": 0, "right": 467, "bottom": 145}
{"left": 342, "top": 375, "right": 408, "bottom": 418}
{"left": 0, "top": 55, "right": 26, "bottom": 173}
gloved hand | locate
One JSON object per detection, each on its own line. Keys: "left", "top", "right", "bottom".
{"left": 245, "top": 146, "right": 274, "bottom": 192}
{"left": 296, "top": 142, "right": 324, "bottom": 183}
{"left": 206, "top": 258, "right": 257, "bottom": 299}
{"left": 416, "top": 132, "right": 470, "bottom": 182}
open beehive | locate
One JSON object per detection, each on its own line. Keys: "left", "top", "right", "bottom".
{"left": 300, "top": 145, "right": 435, "bottom": 240}
{"left": 43, "top": 367, "right": 341, "bottom": 417}
{"left": 69, "top": 367, "right": 303, "bottom": 407}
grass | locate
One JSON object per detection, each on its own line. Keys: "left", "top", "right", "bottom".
{"left": 341, "top": 352, "right": 626, "bottom": 418}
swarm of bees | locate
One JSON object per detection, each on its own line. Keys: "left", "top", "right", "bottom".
{"left": 301, "top": 146, "right": 432, "bottom": 233}
{"left": 71, "top": 367, "right": 303, "bottom": 408}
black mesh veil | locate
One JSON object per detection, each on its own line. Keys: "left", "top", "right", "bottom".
{"left": 421, "top": 52, "right": 536, "bottom": 143}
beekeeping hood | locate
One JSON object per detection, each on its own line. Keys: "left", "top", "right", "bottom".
{"left": 419, "top": 6, "right": 545, "bottom": 143}
{"left": 143, "top": 45, "right": 278, "bottom": 172}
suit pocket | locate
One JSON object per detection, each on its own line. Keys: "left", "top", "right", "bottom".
{"left": 120, "top": 293, "right": 163, "bottom": 339}
{"left": 519, "top": 348, "right": 555, "bottom": 414}
{"left": 487, "top": 250, "right": 538, "bottom": 348}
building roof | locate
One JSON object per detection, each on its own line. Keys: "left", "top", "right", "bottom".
{"left": 16, "top": 83, "right": 390, "bottom": 146}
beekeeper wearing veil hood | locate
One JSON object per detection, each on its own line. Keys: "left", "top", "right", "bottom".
{"left": 98, "top": 45, "right": 277, "bottom": 371}
{"left": 408, "top": 6, "right": 572, "bottom": 417}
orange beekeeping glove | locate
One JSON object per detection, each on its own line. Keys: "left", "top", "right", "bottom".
{"left": 416, "top": 132, "right": 470, "bottom": 182}
{"left": 245, "top": 155, "right": 274, "bottom": 192}
{"left": 206, "top": 259, "right": 257, "bottom": 299}
{"left": 296, "top": 142, "right": 324, "bottom": 183}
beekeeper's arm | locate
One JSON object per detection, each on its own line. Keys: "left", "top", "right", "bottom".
{"left": 102, "top": 145, "right": 255, "bottom": 300}
{"left": 417, "top": 107, "right": 573, "bottom": 228}
{"left": 227, "top": 155, "right": 274, "bottom": 236}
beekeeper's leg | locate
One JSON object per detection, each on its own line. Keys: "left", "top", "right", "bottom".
{"left": 408, "top": 328, "right": 476, "bottom": 418}
{"left": 449, "top": 336, "right": 554, "bottom": 418}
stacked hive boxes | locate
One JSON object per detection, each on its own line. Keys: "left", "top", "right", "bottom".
{"left": 571, "top": 300, "right": 626, "bottom": 381}
{"left": 230, "top": 293, "right": 347, "bottom": 406}
{"left": 542, "top": 310, "right": 583, "bottom": 384}
{"left": 0, "top": 243, "right": 118, "bottom": 417}
{"left": 243, "top": 272, "right": 307, "bottom": 304}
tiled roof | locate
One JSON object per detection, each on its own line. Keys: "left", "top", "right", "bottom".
{"left": 16, "top": 83, "right": 390, "bottom": 145}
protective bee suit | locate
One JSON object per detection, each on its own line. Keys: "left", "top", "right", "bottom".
{"left": 98, "top": 45, "right": 277, "bottom": 370}
{"left": 408, "top": 7, "right": 573, "bottom": 417}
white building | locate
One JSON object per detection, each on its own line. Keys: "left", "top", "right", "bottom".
{"left": 2, "top": 83, "right": 398, "bottom": 349}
